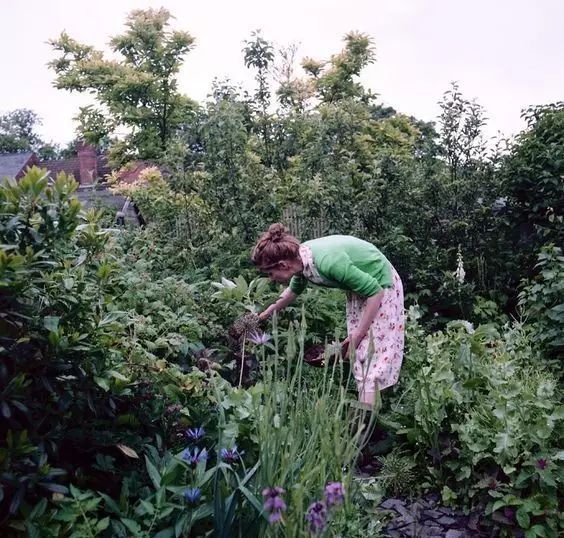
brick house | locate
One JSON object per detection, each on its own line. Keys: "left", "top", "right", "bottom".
{"left": 0, "top": 152, "right": 41, "bottom": 180}
{"left": 0, "top": 142, "right": 141, "bottom": 225}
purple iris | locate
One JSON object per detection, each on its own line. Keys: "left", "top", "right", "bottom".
{"left": 324, "top": 482, "right": 345, "bottom": 507}
{"left": 219, "top": 445, "right": 244, "bottom": 464}
{"left": 262, "top": 486, "right": 287, "bottom": 524}
{"left": 183, "top": 487, "right": 201, "bottom": 504}
{"left": 305, "top": 500, "right": 327, "bottom": 534}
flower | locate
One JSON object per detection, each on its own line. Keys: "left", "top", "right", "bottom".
{"left": 503, "top": 507, "right": 516, "bottom": 521}
{"left": 219, "top": 445, "right": 244, "bottom": 464}
{"left": 324, "top": 482, "right": 345, "bottom": 507}
{"left": 305, "top": 501, "right": 327, "bottom": 534}
{"left": 166, "top": 404, "right": 182, "bottom": 414}
{"left": 183, "top": 487, "right": 202, "bottom": 504}
{"left": 454, "top": 247, "right": 466, "bottom": 284}
{"left": 185, "top": 426, "right": 205, "bottom": 442}
{"left": 536, "top": 458, "right": 548, "bottom": 470}
{"left": 262, "top": 486, "right": 287, "bottom": 524}
{"left": 247, "top": 331, "right": 271, "bottom": 345}
{"left": 181, "top": 447, "right": 209, "bottom": 466}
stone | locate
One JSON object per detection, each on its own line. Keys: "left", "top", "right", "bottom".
{"left": 410, "top": 501, "right": 424, "bottom": 515}
{"left": 445, "top": 530, "right": 465, "bottom": 538}
{"left": 438, "top": 516, "right": 457, "bottom": 526}
{"left": 424, "top": 493, "right": 440, "bottom": 507}
{"left": 395, "top": 503, "right": 415, "bottom": 520}
{"left": 386, "top": 516, "right": 413, "bottom": 531}
{"left": 439, "top": 507, "right": 456, "bottom": 516}
{"left": 380, "top": 498, "right": 405, "bottom": 511}
{"left": 467, "top": 512, "right": 480, "bottom": 531}
{"left": 420, "top": 525, "right": 445, "bottom": 538}
{"left": 422, "top": 509, "right": 446, "bottom": 520}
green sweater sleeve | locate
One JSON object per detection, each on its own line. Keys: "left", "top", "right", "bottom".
{"left": 318, "top": 252, "right": 384, "bottom": 297}
{"left": 289, "top": 274, "right": 308, "bottom": 295}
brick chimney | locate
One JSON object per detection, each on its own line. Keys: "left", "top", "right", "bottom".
{"left": 76, "top": 141, "right": 98, "bottom": 185}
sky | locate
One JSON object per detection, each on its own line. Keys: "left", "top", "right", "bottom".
{"left": 1, "top": 0, "right": 563, "bottom": 145}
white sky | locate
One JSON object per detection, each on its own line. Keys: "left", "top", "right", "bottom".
{"left": 1, "top": 0, "right": 563, "bottom": 145}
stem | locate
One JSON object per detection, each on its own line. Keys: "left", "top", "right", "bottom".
{"left": 238, "top": 333, "right": 246, "bottom": 388}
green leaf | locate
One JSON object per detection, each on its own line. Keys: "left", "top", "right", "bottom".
{"left": 174, "top": 514, "right": 189, "bottom": 537}
{"left": 145, "top": 456, "right": 161, "bottom": 489}
{"left": 238, "top": 485, "right": 266, "bottom": 519}
{"left": 139, "top": 499, "right": 155, "bottom": 515}
{"left": 121, "top": 518, "right": 142, "bottom": 534}
{"left": 96, "top": 517, "right": 110, "bottom": 532}
{"left": 516, "top": 507, "right": 530, "bottom": 529}
{"left": 94, "top": 377, "right": 110, "bottom": 391}
{"left": 43, "top": 316, "right": 60, "bottom": 332}
{"left": 99, "top": 492, "right": 121, "bottom": 514}
{"left": 528, "top": 525, "right": 548, "bottom": 538}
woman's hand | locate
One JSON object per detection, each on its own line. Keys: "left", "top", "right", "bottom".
{"left": 341, "top": 330, "right": 364, "bottom": 359}
{"left": 258, "top": 308, "right": 273, "bottom": 322}
{"left": 259, "top": 288, "right": 297, "bottom": 322}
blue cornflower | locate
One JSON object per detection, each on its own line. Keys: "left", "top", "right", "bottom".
{"left": 183, "top": 487, "right": 202, "bottom": 504}
{"left": 219, "top": 445, "right": 244, "bottom": 464}
{"left": 181, "top": 447, "right": 209, "bottom": 466}
{"left": 185, "top": 426, "right": 205, "bottom": 442}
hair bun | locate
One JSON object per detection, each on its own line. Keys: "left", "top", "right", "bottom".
{"left": 267, "top": 223, "right": 287, "bottom": 242}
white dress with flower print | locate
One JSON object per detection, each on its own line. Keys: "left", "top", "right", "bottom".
{"left": 299, "top": 245, "right": 404, "bottom": 394}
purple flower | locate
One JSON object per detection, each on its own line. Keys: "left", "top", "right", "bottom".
{"left": 185, "top": 426, "right": 205, "bottom": 442}
{"left": 181, "top": 447, "right": 209, "bottom": 466}
{"left": 219, "top": 445, "right": 244, "bottom": 464}
{"left": 262, "top": 487, "right": 287, "bottom": 525}
{"left": 504, "top": 507, "right": 516, "bottom": 521}
{"left": 166, "top": 404, "right": 182, "bottom": 414}
{"left": 536, "top": 458, "right": 548, "bottom": 470}
{"left": 305, "top": 501, "right": 327, "bottom": 534}
{"left": 324, "top": 482, "right": 345, "bottom": 507}
{"left": 247, "top": 331, "right": 271, "bottom": 345}
{"left": 183, "top": 487, "right": 201, "bottom": 504}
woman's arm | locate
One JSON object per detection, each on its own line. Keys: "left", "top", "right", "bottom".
{"left": 342, "top": 291, "right": 384, "bottom": 357}
{"left": 259, "top": 288, "right": 297, "bottom": 321}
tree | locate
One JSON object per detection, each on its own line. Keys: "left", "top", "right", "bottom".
{"left": 501, "top": 102, "right": 564, "bottom": 278}
{"left": 49, "top": 8, "right": 196, "bottom": 164}
{"left": 302, "top": 32, "right": 376, "bottom": 104}
{"left": 438, "top": 82, "right": 487, "bottom": 183}
{"left": 0, "top": 109, "right": 43, "bottom": 153}
{"left": 243, "top": 31, "right": 275, "bottom": 164}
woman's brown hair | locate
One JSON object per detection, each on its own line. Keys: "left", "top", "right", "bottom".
{"left": 251, "top": 223, "right": 300, "bottom": 268}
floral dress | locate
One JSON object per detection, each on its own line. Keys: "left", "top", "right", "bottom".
{"left": 299, "top": 244, "right": 404, "bottom": 395}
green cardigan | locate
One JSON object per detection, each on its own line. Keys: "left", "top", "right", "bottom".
{"left": 289, "top": 235, "right": 393, "bottom": 297}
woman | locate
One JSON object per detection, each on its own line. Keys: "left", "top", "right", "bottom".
{"left": 252, "top": 223, "right": 404, "bottom": 405}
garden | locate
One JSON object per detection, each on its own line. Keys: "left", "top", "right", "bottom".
{"left": 1, "top": 8, "right": 562, "bottom": 538}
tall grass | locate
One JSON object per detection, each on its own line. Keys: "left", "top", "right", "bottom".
{"left": 249, "top": 316, "right": 378, "bottom": 537}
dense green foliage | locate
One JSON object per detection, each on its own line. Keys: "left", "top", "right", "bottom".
{"left": 1, "top": 8, "right": 563, "bottom": 538}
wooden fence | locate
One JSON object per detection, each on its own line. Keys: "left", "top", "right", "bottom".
{"left": 282, "top": 205, "right": 328, "bottom": 240}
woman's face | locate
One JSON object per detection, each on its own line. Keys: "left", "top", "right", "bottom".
{"left": 264, "top": 261, "right": 296, "bottom": 284}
